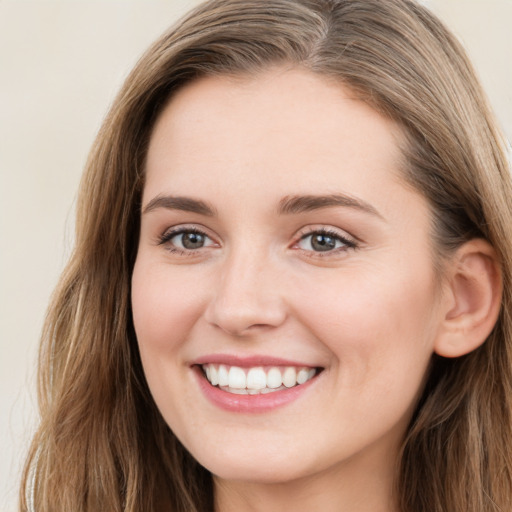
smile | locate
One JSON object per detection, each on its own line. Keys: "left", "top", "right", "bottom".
{"left": 192, "top": 354, "right": 323, "bottom": 412}
{"left": 201, "top": 364, "right": 318, "bottom": 395}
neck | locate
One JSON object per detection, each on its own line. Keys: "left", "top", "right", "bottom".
{"left": 213, "top": 451, "right": 399, "bottom": 512}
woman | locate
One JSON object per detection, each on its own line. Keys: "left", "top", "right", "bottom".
{"left": 20, "top": 0, "right": 512, "bottom": 511}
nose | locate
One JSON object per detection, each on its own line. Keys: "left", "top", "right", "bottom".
{"left": 204, "top": 247, "right": 287, "bottom": 337}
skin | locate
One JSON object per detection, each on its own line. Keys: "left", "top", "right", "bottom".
{"left": 131, "top": 67, "right": 450, "bottom": 512}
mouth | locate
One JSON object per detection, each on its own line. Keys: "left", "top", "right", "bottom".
{"left": 199, "top": 363, "right": 320, "bottom": 395}
{"left": 192, "top": 355, "right": 324, "bottom": 412}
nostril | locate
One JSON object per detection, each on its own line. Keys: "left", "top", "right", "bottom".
{"left": 206, "top": 309, "right": 287, "bottom": 337}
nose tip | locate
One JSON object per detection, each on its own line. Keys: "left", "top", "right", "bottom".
{"left": 206, "top": 293, "right": 287, "bottom": 337}
{"left": 204, "top": 259, "right": 287, "bottom": 337}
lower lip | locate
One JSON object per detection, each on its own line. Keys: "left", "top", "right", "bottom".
{"left": 193, "top": 366, "right": 319, "bottom": 413}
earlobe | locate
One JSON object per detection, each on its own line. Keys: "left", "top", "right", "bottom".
{"left": 434, "top": 239, "right": 502, "bottom": 358}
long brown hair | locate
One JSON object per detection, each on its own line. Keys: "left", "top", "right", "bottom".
{"left": 21, "top": 1, "right": 512, "bottom": 510}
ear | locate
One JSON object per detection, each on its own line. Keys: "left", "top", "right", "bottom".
{"left": 434, "top": 239, "right": 502, "bottom": 358}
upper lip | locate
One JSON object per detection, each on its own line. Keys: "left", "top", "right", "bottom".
{"left": 191, "top": 353, "right": 319, "bottom": 368}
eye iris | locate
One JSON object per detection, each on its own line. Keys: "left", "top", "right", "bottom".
{"left": 311, "top": 234, "right": 336, "bottom": 251}
{"left": 181, "top": 232, "right": 205, "bottom": 249}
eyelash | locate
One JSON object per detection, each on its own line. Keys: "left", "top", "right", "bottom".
{"left": 157, "top": 226, "right": 358, "bottom": 257}
{"left": 157, "top": 226, "right": 215, "bottom": 255}
{"left": 294, "top": 228, "right": 358, "bottom": 257}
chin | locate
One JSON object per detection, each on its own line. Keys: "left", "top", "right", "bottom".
{"left": 191, "top": 445, "right": 315, "bottom": 484}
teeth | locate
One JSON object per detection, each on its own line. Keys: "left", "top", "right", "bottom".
{"left": 282, "top": 367, "right": 296, "bottom": 388}
{"left": 228, "top": 366, "right": 246, "bottom": 389}
{"left": 201, "top": 363, "right": 318, "bottom": 394}
{"left": 247, "top": 367, "right": 267, "bottom": 389}
{"left": 297, "top": 368, "right": 309, "bottom": 384}
{"left": 210, "top": 365, "right": 219, "bottom": 386}
{"left": 267, "top": 367, "right": 282, "bottom": 389}
{"left": 218, "top": 364, "right": 229, "bottom": 386}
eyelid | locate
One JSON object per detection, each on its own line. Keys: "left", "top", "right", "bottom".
{"left": 296, "top": 224, "right": 358, "bottom": 241}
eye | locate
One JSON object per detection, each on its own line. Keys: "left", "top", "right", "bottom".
{"left": 159, "top": 227, "right": 216, "bottom": 252}
{"left": 296, "top": 229, "right": 356, "bottom": 253}
{"left": 172, "top": 231, "right": 210, "bottom": 250}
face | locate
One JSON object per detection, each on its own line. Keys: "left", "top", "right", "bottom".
{"left": 132, "top": 68, "right": 444, "bottom": 486}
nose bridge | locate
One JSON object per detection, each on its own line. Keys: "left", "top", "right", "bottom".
{"left": 205, "top": 242, "right": 286, "bottom": 335}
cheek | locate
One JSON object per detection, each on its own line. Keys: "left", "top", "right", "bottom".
{"left": 293, "top": 263, "right": 439, "bottom": 387}
{"left": 131, "top": 261, "right": 205, "bottom": 354}
{"left": 130, "top": 259, "right": 211, "bottom": 419}
{"left": 295, "top": 269, "right": 438, "bottom": 450}
{"left": 131, "top": 260, "right": 208, "bottom": 429}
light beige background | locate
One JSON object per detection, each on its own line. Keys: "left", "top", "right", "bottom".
{"left": 0, "top": 1, "right": 510, "bottom": 511}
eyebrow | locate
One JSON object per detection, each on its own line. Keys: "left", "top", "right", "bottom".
{"left": 142, "top": 195, "right": 217, "bottom": 216}
{"left": 278, "top": 193, "right": 383, "bottom": 219}
{"left": 142, "top": 192, "right": 383, "bottom": 219}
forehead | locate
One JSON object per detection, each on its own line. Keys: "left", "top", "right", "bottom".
{"left": 144, "top": 68, "right": 412, "bottom": 214}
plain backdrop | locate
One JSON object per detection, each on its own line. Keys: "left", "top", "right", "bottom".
{"left": 0, "top": 1, "right": 510, "bottom": 511}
